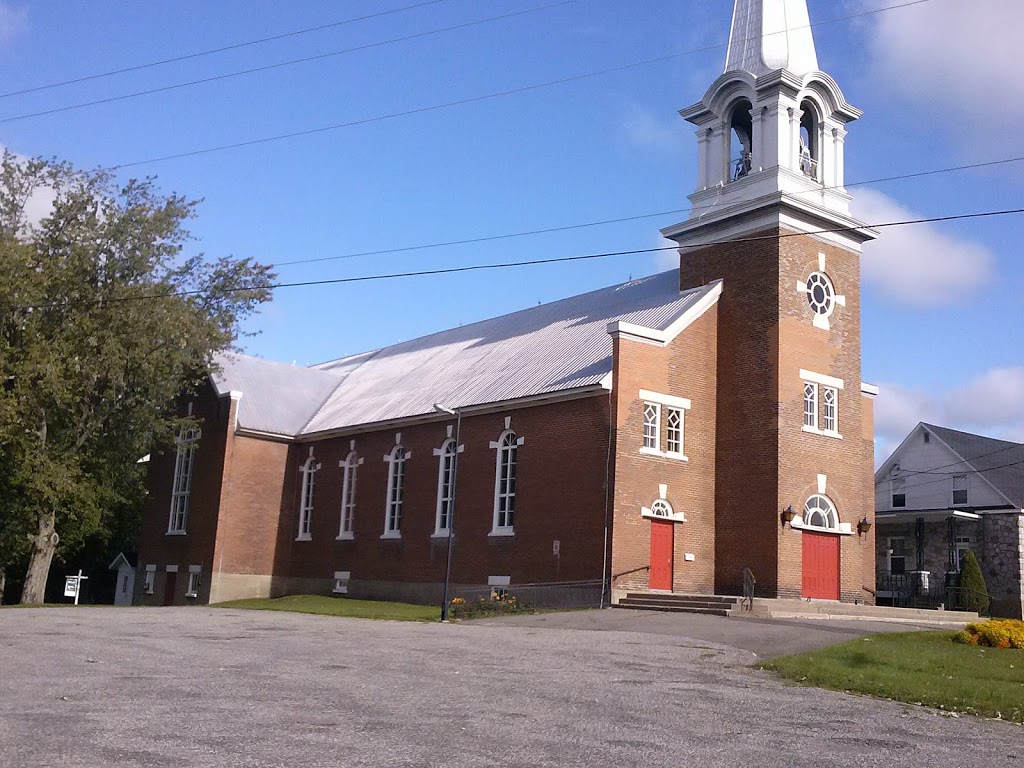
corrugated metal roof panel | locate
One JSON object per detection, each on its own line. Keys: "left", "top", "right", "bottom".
{"left": 213, "top": 270, "right": 717, "bottom": 437}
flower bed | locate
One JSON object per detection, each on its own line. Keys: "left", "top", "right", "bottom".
{"left": 953, "top": 619, "right": 1024, "bottom": 649}
{"left": 449, "top": 593, "right": 532, "bottom": 619}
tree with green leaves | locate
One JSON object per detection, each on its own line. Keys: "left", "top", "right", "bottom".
{"left": 0, "top": 151, "right": 274, "bottom": 604}
{"left": 959, "top": 550, "right": 990, "bottom": 615}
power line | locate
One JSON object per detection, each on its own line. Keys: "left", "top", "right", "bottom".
{"left": 0, "top": 2, "right": 573, "bottom": 124}
{"left": 270, "top": 154, "right": 1024, "bottom": 269}
{"left": 0, "top": 0, "right": 451, "bottom": 100}
{"left": 14, "top": 205, "right": 1024, "bottom": 311}
{"left": 92, "top": 0, "right": 931, "bottom": 172}
{"left": 888, "top": 456, "right": 1024, "bottom": 496}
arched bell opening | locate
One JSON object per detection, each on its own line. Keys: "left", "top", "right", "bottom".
{"left": 728, "top": 99, "right": 754, "bottom": 182}
{"left": 798, "top": 99, "right": 821, "bottom": 181}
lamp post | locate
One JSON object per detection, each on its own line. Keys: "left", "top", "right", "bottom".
{"left": 434, "top": 403, "right": 461, "bottom": 622}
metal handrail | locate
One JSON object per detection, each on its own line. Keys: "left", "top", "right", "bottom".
{"left": 741, "top": 568, "right": 755, "bottom": 611}
{"left": 612, "top": 564, "right": 650, "bottom": 582}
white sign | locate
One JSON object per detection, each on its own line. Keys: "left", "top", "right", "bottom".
{"left": 552, "top": 540, "right": 560, "bottom": 557}
{"left": 63, "top": 577, "right": 79, "bottom": 598}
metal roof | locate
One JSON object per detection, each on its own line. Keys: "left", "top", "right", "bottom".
{"left": 213, "top": 270, "right": 720, "bottom": 438}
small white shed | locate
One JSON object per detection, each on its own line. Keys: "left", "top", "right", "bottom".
{"left": 108, "top": 553, "right": 136, "bottom": 606}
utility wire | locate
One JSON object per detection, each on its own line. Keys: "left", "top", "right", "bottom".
{"left": 14, "top": 205, "right": 1024, "bottom": 311}
{"left": 0, "top": 1, "right": 572, "bottom": 124}
{"left": 887, "top": 456, "right": 1024, "bottom": 495}
{"left": 84, "top": 0, "right": 931, "bottom": 171}
{"left": 0, "top": 0, "right": 451, "bottom": 100}
{"left": 271, "top": 154, "right": 1024, "bottom": 269}
{"left": 889, "top": 438, "right": 1024, "bottom": 480}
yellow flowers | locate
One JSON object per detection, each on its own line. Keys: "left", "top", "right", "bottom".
{"left": 954, "top": 619, "right": 1024, "bottom": 649}
{"left": 450, "top": 597, "right": 465, "bottom": 605}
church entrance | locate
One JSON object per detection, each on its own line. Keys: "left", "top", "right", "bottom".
{"left": 649, "top": 520, "right": 674, "bottom": 591}
{"left": 802, "top": 531, "right": 840, "bottom": 600}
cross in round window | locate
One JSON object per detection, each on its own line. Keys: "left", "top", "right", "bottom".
{"left": 796, "top": 254, "right": 846, "bottom": 330}
{"left": 805, "top": 272, "right": 834, "bottom": 316}
{"left": 803, "top": 494, "right": 839, "bottom": 530}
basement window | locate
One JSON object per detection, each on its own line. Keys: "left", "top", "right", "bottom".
{"left": 333, "top": 571, "right": 350, "bottom": 595}
{"left": 186, "top": 566, "right": 201, "bottom": 598}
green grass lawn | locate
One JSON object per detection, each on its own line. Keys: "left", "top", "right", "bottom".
{"left": 761, "top": 631, "right": 1024, "bottom": 722}
{"left": 214, "top": 594, "right": 439, "bottom": 622}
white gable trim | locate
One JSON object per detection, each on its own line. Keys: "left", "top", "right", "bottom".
{"left": 606, "top": 280, "right": 723, "bottom": 347}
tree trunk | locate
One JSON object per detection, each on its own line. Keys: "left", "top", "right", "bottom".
{"left": 0, "top": 566, "right": 6, "bottom": 605}
{"left": 20, "top": 512, "right": 58, "bottom": 604}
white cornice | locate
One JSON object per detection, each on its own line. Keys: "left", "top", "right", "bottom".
{"left": 607, "top": 280, "right": 723, "bottom": 347}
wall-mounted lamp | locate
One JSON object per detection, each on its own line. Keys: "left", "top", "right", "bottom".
{"left": 781, "top": 505, "right": 796, "bottom": 526}
{"left": 857, "top": 516, "right": 872, "bottom": 535}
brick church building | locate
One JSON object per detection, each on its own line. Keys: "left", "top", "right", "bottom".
{"left": 138, "top": 0, "right": 880, "bottom": 608}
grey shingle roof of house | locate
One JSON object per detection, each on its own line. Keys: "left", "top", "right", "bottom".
{"left": 925, "top": 423, "right": 1024, "bottom": 508}
{"left": 211, "top": 270, "right": 719, "bottom": 438}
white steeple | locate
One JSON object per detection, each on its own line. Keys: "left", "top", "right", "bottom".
{"left": 661, "top": 0, "right": 876, "bottom": 251}
{"left": 725, "top": 0, "right": 819, "bottom": 78}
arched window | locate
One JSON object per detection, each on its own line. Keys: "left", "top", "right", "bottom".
{"left": 799, "top": 99, "right": 820, "bottom": 180}
{"left": 435, "top": 438, "right": 457, "bottom": 535}
{"left": 338, "top": 450, "right": 359, "bottom": 538}
{"left": 297, "top": 454, "right": 319, "bottom": 540}
{"left": 384, "top": 445, "right": 407, "bottom": 537}
{"left": 492, "top": 430, "right": 520, "bottom": 535}
{"left": 168, "top": 426, "right": 200, "bottom": 534}
{"left": 803, "top": 494, "right": 839, "bottom": 531}
{"left": 729, "top": 99, "right": 754, "bottom": 181}
{"left": 649, "top": 499, "right": 674, "bottom": 518}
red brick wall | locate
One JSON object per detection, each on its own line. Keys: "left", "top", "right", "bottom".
{"left": 679, "top": 226, "right": 874, "bottom": 600}
{"left": 609, "top": 304, "right": 719, "bottom": 596}
{"left": 138, "top": 384, "right": 230, "bottom": 605}
{"left": 278, "top": 396, "right": 611, "bottom": 590}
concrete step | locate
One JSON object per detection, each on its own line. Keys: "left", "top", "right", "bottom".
{"left": 614, "top": 601, "right": 731, "bottom": 617}
{"left": 624, "top": 592, "right": 741, "bottom": 605}
{"left": 619, "top": 597, "right": 738, "bottom": 611}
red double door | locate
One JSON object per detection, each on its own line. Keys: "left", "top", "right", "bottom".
{"left": 802, "top": 531, "right": 840, "bottom": 600}
{"left": 649, "top": 520, "right": 674, "bottom": 591}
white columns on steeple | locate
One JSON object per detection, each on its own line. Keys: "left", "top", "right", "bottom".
{"left": 663, "top": 0, "right": 877, "bottom": 251}
{"left": 726, "top": 0, "right": 819, "bottom": 77}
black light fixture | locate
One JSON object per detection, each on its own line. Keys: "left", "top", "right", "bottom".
{"left": 857, "top": 516, "right": 872, "bottom": 535}
{"left": 781, "top": 505, "right": 796, "bottom": 526}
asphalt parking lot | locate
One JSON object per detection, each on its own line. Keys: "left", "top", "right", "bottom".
{"left": 1, "top": 607, "right": 1020, "bottom": 768}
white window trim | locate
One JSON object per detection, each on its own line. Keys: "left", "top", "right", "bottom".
{"left": 886, "top": 537, "right": 908, "bottom": 574}
{"left": 800, "top": 373, "right": 842, "bottom": 439}
{"left": 382, "top": 442, "right": 410, "bottom": 539}
{"left": 167, "top": 424, "right": 200, "bottom": 535}
{"left": 951, "top": 475, "right": 969, "bottom": 507}
{"left": 489, "top": 423, "right": 523, "bottom": 536}
{"left": 333, "top": 570, "right": 351, "bottom": 594}
{"left": 638, "top": 390, "right": 691, "bottom": 461}
{"left": 185, "top": 566, "right": 201, "bottom": 598}
{"left": 296, "top": 452, "right": 320, "bottom": 542}
{"left": 790, "top": 485, "right": 853, "bottom": 535}
{"left": 433, "top": 437, "right": 462, "bottom": 537}
{"left": 337, "top": 446, "right": 363, "bottom": 541}
{"left": 891, "top": 477, "right": 907, "bottom": 508}
{"left": 821, "top": 386, "right": 839, "bottom": 435}
{"left": 641, "top": 500, "right": 687, "bottom": 524}
{"left": 641, "top": 401, "right": 661, "bottom": 452}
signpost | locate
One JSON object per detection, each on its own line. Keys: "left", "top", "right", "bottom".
{"left": 63, "top": 569, "right": 88, "bottom": 606}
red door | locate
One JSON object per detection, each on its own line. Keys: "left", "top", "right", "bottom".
{"left": 802, "top": 531, "right": 840, "bottom": 600}
{"left": 163, "top": 571, "right": 177, "bottom": 606}
{"left": 649, "top": 520, "right": 674, "bottom": 591}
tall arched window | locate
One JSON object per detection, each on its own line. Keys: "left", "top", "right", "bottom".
{"left": 168, "top": 426, "right": 200, "bottom": 534}
{"left": 491, "top": 430, "right": 521, "bottom": 535}
{"left": 297, "top": 453, "right": 319, "bottom": 540}
{"left": 434, "top": 439, "right": 457, "bottom": 535}
{"left": 799, "top": 99, "right": 820, "bottom": 180}
{"left": 338, "top": 450, "right": 359, "bottom": 539}
{"left": 383, "top": 445, "right": 407, "bottom": 537}
{"left": 803, "top": 494, "right": 839, "bottom": 531}
{"left": 729, "top": 99, "right": 754, "bottom": 181}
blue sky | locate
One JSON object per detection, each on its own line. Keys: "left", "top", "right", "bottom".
{"left": 0, "top": 0, "right": 1021, "bottom": 461}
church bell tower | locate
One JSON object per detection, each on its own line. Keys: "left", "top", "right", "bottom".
{"left": 662, "top": 0, "right": 879, "bottom": 601}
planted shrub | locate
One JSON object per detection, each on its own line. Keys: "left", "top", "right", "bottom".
{"left": 953, "top": 619, "right": 1024, "bottom": 649}
{"left": 958, "top": 550, "right": 990, "bottom": 615}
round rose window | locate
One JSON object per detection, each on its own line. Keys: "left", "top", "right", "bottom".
{"left": 805, "top": 271, "right": 835, "bottom": 316}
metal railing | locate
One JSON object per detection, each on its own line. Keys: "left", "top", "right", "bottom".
{"left": 875, "top": 571, "right": 990, "bottom": 616}
{"left": 741, "top": 568, "right": 755, "bottom": 612}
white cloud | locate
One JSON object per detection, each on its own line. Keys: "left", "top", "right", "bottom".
{"left": 852, "top": 189, "right": 994, "bottom": 306}
{"left": 0, "top": 2, "right": 26, "bottom": 45}
{"left": 873, "top": 366, "right": 1024, "bottom": 464}
{"left": 621, "top": 106, "right": 681, "bottom": 154}
{"left": 860, "top": 0, "right": 1024, "bottom": 133}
